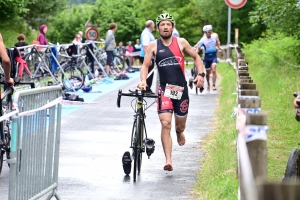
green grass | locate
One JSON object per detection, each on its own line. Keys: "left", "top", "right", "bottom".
{"left": 193, "top": 63, "right": 238, "bottom": 199}
{"left": 193, "top": 52, "right": 300, "bottom": 199}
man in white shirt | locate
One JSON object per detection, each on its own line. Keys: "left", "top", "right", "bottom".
{"left": 139, "top": 20, "right": 155, "bottom": 93}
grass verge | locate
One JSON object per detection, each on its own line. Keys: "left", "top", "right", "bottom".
{"left": 194, "top": 51, "right": 300, "bottom": 199}
{"left": 193, "top": 63, "right": 238, "bottom": 199}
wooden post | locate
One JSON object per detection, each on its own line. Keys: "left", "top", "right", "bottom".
{"left": 238, "top": 79, "right": 253, "bottom": 84}
{"left": 258, "top": 182, "right": 300, "bottom": 200}
{"left": 235, "top": 28, "right": 239, "bottom": 45}
{"left": 238, "top": 113, "right": 268, "bottom": 200}
{"left": 239, "top": 76, "right": 251, "bottom": 80}
{"left": 239, "top": 83, "right": 256, "bottom": 90}
{"left": 245, "top": 113, "right": 268, "bottom": 182}
{"left": 239, "top": 72, "right": 249, "bottom": 77}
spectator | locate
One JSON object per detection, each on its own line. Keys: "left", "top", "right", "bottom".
{"left": 172, "top": 26, "right": 180, "bottom": 37}
{"left": 78, "top": 31, "right": 83, "bottom": 42}
{"left": 72, "top": 34, "right": 82, "bottom": 45}
{"left": 14, "top": 34, "right": 29, "bottom": 56}
{"left": 126, "top": 41, "right": 134, "bottom": 53}
{"left": 116, "top": 41, "right": 126, "bottom": 55}
{"left": 139, "top": 20, "right": 155, "bottom": 93}
{"left": 105, "top": 23, "right": 117, "bottom": 74}
{"left": 134, "top": 39, "right": 142, "bottom": 66}
{"left": 37, "top": 24, "right": 48, "bottom": 45}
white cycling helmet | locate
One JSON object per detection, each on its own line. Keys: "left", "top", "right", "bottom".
{"left": 203, "top": 25, "right": 213, "bottom": 32}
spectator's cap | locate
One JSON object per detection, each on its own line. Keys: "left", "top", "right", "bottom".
{"left": 128, "top": 41, "right": 132, "bottom": 44}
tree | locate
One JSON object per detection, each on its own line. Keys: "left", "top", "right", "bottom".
{"left": 250, "top": 0, "right": 300, "bottom": 37}
{"left": 91, "top": 0, "right": 140, "bottom": 43}
{"left": 23, "top": 0, "right": 69, "bottom": 29}
{"left": 47, "top": 4, "right": 93, "bottom": 43}
{"left": 0, "top": 0, "right": 30, "bottom": 22}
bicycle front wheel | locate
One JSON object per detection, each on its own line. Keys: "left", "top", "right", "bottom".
{"left": 282, "top": 148, "right": 300, "bottom": 182}
{"left": 61, "top": 66, "right": 85, "bottom": 91}
{"left": 133, "top": 115, "right": 143, "bottom": 182}
{"left": 0, "top": 150, "right": 3, "bottom": 175}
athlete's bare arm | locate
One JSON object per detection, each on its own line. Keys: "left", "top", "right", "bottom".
{"left": 139, "top": 41, "right": 156, "bottom": 89}
{"left": 0, "top": 34, "right": 13, "bottom": 85}
{"left": 178, "top": 38, "right": 204, "bottom": 88}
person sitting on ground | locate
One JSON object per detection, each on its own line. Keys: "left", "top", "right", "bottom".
{"left": 0, "top": 34, "right": 14, "bottom": 86}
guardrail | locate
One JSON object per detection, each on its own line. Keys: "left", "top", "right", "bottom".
{"left": 232, "top": 46, "right": 300, "bottom": 200}
{"left": 9, "top": 86, "right": 62, "bottom": 200}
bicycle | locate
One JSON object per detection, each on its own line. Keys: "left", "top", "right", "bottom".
{"left": 281, "top": 92, "right": 300, "bottom": 181}
{"left": 0, "top": 76, "right": 35, "bottom": 174}
{"left": 117, "top": 88, "right": 161, "bottom": 182}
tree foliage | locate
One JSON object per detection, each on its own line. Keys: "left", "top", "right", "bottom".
{"left": 47, "top": 4, "right": 93, "bottom": 43}
{"left": 249, "top": 0, "right": 300, "bottom": 37}
{"left": 23, "top": 0, "right": 69, "bottom": 29}
{"left": 0, "top": 0, "right": 30, "bottom": 22}
{"left": 91, "top": 0, "right": 140, "bottom": 44}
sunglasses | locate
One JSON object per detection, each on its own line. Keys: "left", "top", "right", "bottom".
{"left": 205, "top": 31, "right": 212, "bottom": 34}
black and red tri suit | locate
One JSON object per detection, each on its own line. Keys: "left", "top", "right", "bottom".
{"left": 155, "top": 37, "right": 189, "bottom": 117}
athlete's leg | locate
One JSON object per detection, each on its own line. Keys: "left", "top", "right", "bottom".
{"left": 175, "top": 115, "right": 187, "bottom": 146}
{"left": 212, "top": 61, "right": 217, "bottom": 90}
{"left": 159, "top": 112, "right": 173, "bottom": 171}
{"left": 206, "top": 69, "right": 211, "bottom": 91}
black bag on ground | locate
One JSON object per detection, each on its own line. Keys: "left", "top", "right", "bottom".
{"left": 63, "top": 92, "right": 84, "bottom": 102}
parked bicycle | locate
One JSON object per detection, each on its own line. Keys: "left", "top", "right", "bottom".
{"left": 0, "top": 76, "right": 35, "bottom": 174}
{"left": 282, "top": 92, "right": 300, "bottom": 181}
{"left": 117, "top": 88, "right": 161, "bottom": 182}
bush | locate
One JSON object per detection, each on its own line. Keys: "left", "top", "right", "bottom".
{"left": 242, "top": 32, "right": 300, "bottom": 68}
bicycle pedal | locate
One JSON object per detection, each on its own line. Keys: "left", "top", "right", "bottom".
{"left": 145, "top": 138, "right": 155, "bottom": 158}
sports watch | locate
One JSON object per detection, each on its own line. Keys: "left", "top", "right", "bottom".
{"left": 198, "top": 72, "right": 205, "bottom": 77}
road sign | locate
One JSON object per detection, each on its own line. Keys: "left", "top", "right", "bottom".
{"left": 85, "top": 27, "right": 99, "bottom": 41}
{"left": 225, "top": 0, "right": 247, "bottom": 9}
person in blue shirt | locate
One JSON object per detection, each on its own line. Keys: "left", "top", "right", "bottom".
{"left": 139, "top": 20, "right": 155, "bottom": 93}
{"left": 197, "top": 25, "right": 222, "bottom": 91}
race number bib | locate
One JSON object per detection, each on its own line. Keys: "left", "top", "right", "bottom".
{"left": 164, "top": 84, "right": 184, "bottom": 100}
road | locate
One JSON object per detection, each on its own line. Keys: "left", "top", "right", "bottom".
{"left": 0, "top": 70, "right": 219, "bottom": 200}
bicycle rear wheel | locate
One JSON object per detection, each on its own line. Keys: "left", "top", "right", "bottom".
{"left": 282, "top": 148, "right": 300, "bottom": 182}
{"left": 61, "top": 65, "right": 85, "bottom": 91}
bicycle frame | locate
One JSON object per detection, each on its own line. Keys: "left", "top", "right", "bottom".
{"left": 117, "top": 89, "right": 161, "bottom": 181}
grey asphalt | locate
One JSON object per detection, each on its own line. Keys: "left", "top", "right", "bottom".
{"left": 0, "top": 70, "right": 219, "bottom": 200}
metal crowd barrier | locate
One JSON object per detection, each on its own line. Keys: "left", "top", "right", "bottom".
{"left": 9, "top": 86, "right": 62, "bottom": 200}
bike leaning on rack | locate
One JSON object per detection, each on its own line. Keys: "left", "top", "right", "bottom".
{"left": 282, "top": 92, "right": 300, "bottom": 182}
{"left": 117, "top": 89, "right": 161, "bottom": 182}
{"left": 0, "top": 76, "right": 35, "bottom": 174}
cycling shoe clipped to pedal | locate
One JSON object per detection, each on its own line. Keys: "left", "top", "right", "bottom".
{"left": 122, "top": 151, "right": 132, "bottom": 175}
{"left": 145, "top": 138, "right": 155, "bottom": 158}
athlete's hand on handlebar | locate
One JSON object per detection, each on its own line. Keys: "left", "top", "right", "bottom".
{"left": 5, "top": 78, "right": 14, "bottom": 86}
{"left": 138, "top": 81, "right": 147, "bottom": 90}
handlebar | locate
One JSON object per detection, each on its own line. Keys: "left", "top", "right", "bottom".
{"left": 0, "top": 76, "right": 35, "bottom": 89}
{"left": 117, "top": 89, "right": 161, "bottom": 110}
